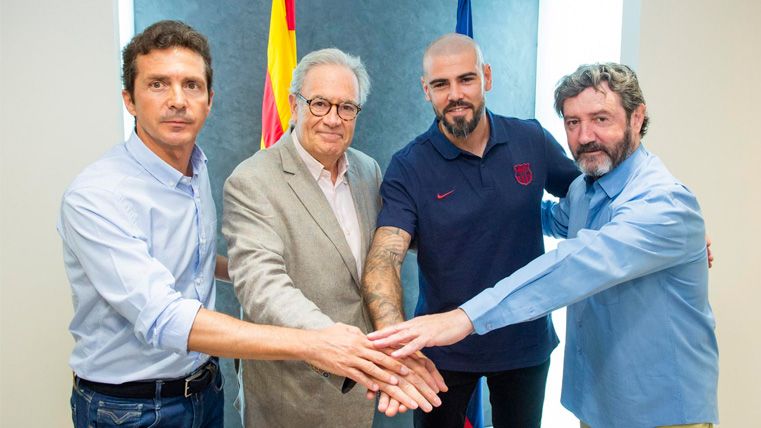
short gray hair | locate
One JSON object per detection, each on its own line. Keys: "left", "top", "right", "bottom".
{"left": 554, "top": 63, "right": 649, "bottom": 137}
{"left": 289, "top": 48, "right": 371, "bottom": 105}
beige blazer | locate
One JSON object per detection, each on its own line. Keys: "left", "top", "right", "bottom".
{"left": 222, "top": 130, "right": 382, "bottom": 428}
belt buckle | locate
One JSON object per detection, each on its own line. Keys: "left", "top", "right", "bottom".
{"left": 183, "top": 366, "right": 207, "bottom": 398}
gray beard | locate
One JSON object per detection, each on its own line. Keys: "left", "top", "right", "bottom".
{"left": 576, "top": 125, "right": 634, "bottom": 178}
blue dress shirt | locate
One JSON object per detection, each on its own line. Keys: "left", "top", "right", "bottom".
{"left": 461, "top": 146, "right": 718, "bottom": 427}
{"left": 57, "top": 132, "right": 217, "bottom": 383}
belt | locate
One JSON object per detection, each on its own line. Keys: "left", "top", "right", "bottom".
{"left": 74, "top": 357, "right": 218, "bottom": 399}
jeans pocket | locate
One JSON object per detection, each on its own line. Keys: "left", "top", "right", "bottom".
{"left": 212, "top": 370, "right": 225, "bottom": 393}
{"left": 95, "top": 399, "right": 147, "bottom": 427}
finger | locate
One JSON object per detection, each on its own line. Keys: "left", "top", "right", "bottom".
{"left": 370, "top": 330, "right": 417, "bottom": 350}
{"left": 399, "top": 369, "right": 442, "bottom": 408}
{"left": 344, "top": 367, "right": 379, "bottom": 392}
{"left": 391, "top": 337, "right": 427, "bottom": 359}
{"left": 377, "top": 391, "right": 390, "bottom": 413}
{"left": 367, "top": 324, "right": 402, "bottom": 340}
{"left": 384, "top": 398, "right": 400, "bottom": 417}
{"left": 377, "top": 383, "right": 419, "bottom": 411}
{"left": 398, "top": 404, "right": 409, "bottom": 413}
{"left": 366, "top": 389, "right": 377, "bottom": 401}
{"left": 360, "top": 348, "right": 409, "bottom": 377}
{"left": 420, "top": 355, "right": 448, "bottom": 392}
{"left": 397, "top": 377, "right": 434, "bottom": 412}
{"left": 403, "top": 355, "right": 439, "bottom": 392}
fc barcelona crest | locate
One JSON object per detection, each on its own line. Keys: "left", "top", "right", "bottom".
{"left": 514, "top": 163, "right": 533, "bottom": 186}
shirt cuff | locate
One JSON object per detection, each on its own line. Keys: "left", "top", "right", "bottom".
{"left": 460, "top": 291, "right": 507, "bottom": 336}
{"left": 161, "top": 299, "right": 203, "bottom": 354}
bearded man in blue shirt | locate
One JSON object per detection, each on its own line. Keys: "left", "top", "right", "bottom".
{"left": 370, "top": 63, "right": 719, "bottom": 428}
{"left": 58, "top": 20, "right": 431, "bottom": 428}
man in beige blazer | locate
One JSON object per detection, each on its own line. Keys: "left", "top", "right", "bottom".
{"left": 223, "top": 48, "right": 444, "bottom": 427}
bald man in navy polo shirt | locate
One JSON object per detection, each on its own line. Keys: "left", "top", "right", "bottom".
{"left": 361, "top": 34, "right": 579, "bottom": 427}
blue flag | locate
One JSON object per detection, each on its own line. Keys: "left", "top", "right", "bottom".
{"left": 456, "top": 0, "right": 473, "bottom": 38}
{"left": 456, "top": 2, "right": 484, "bottom": 425}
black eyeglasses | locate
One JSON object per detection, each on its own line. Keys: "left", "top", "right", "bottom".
{"left": 296, "top": 93, "right": 361, "bottom": 121}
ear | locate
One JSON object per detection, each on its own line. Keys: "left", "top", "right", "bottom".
{"left": 421, "top": 76, "right": 432, "bottom": 101}
{"left": 288, "top": 93, "right": 298, "bottom": 122}
{"left": 630, "top": 103, "right": 646, "bottom": 135}
{"left": 482, "top": 63, "right": 493, "bottom": 92}
{"left": 122, "top": 89, "right": 137, "bottom": 117}
{"left": 203, "top": 89, "right": 214, "bottom": 117}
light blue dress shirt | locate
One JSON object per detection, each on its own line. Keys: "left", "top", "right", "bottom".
{"left": 461, "top": 145, "right": 718, "bottom": 427}
{"left": 57, "top": 132, "right": 216, "bottom": 383}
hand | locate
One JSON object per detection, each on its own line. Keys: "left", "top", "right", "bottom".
{"left": 368, "top": 351, "right": 448, "bottom": 416}
{"left": 304, "top": 323, "right": 409, "bottom": 394}
{"left": 367, "top": 309, "right": 474, "bottom": 359}
{"left": 705, "top": 234, "right": 714, "bottom": 268}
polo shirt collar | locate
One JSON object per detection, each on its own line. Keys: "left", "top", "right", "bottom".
{"left": 594, "top": 144, "right": 648, "bottom": 198}
{"left": 125, "top": 130, "right": 207, "bottom": 189}
{"left": 428, "top": 109, "right": 506, "bottom": 159}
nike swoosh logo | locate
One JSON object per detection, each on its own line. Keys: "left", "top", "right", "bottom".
{"left": 437, "top": 189, "right": 455, "bottom": 199}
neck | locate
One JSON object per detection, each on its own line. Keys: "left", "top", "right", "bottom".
{"left": 441, "top": 112, "right": 490, "bottom": 157}
{"left": 137, "top": 130, "right": 195, "bottom": 176}
{"left": 320, "top": 156, "right": 341, "bottom": 184}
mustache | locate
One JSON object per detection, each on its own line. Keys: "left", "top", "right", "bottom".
{"left": 443, "top": 100, "right": 474, "bottom": 114}
{"left": 160, "top": 114, "right": 192, "bottom": 123}
{"left": 575, "top": 142, "right": 608, "bottom": 155}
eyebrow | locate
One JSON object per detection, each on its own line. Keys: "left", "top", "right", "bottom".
{"left": 308, "top": 94, "right": 359, "bottom": 104}
{"left": 428, "top": 72, "right": 478, "bottom": 86}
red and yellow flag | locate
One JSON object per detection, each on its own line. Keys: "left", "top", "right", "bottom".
{"left": 261, "top": 0, "right": 297, "bottom": 149}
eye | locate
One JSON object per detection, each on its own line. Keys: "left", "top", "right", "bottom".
{"left": 565, "top": 119, "right": 579, "bottom": 127}
{"left": 595, "top": 116, "right": 608, "bottom": 123}
{"left": 430, "top": 81, "right": 447, "bottom": 89}
{"left": 186, "top": 81, "right": 200, "bottom": 90}
{"left": 311, "top": 98, "right": 330, "bottom": 109}
{"left": 149, "top": 81, "right": 164, "bottom": 89}
{"left": 339, "top": 103, "right": 358, "bottom": 114}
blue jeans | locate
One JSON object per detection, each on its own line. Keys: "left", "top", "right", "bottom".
{"left": 70, "top": 365, "right": 224, "bottom": 428}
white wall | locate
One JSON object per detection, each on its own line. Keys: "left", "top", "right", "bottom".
{"left": 623, "top": 0, "right": 761, "bottom": 425}
{"left": 0, "top": 0, "right": 123, "bottom": 425}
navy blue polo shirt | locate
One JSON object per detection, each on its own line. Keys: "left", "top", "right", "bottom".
{"left": 378, "top": 110, "right": 580, "bottom": 371}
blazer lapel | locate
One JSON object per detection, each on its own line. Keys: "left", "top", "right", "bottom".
{"left": 279, "top": 133, "right": 361, "bottom": 286}
{"left": 346, "top": 151, "right": 373, "bottom": 266}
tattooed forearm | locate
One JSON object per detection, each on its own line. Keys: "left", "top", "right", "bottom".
{"left": 361, "top": 227, "right": 413, "bottom": 329}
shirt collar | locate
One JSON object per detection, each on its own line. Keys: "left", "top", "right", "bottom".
{"left": 594, "top": 144, "right": 648, "bottom": 198}
{"left": 292, "top": 131, "right": 350, "bottom": 182}
{"left": 428, "top": 109, "right": 506, "bottom": 160}
{"left": 125, "top": 130, "right": 207, "bottom": 189}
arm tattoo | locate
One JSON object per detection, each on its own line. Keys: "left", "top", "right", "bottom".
{"left": 361, "top": 227, "right": 412, "bottom": 329}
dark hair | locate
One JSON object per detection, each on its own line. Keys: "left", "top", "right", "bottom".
{"left": 122, "top": 20, "right": 213, "bottom": 99}
{"left": 554, "top": 63, "right": 649, "bottom": 137}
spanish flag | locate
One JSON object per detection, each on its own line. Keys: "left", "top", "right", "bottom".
{"left": 261, "top": 0, "right": 297, "bottom": 149}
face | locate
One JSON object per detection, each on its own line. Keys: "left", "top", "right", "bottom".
{"left": 562, "top": 82, "right": 645, "bottom": 178}
{"left": 422, "top": 48, "right": 491, "bottom": 139}
{"left": 122, "top": 47, "right": 213, "bottom": 157}
{"left": 289, "top": 64, "right": 359, "bottom": 166}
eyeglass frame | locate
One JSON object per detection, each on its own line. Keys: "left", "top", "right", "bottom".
{"left": 295, "top": 93, "right": 362, "bottom": 121}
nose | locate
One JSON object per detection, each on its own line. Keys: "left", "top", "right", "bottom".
{"left": 168, "top": 84, "right": 187, "bottom": 109}
{"left": 578, "top": 121, "right": 595, "bottom": 145}
{"left": 322, "top": 104, "right": 342, "bottom": 127}
{"left": 447, "top": 82, "right": 464, "bottom": 102}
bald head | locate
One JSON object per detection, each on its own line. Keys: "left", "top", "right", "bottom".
{"left": 423, "top": 33, "right": 485, "bottom": 77}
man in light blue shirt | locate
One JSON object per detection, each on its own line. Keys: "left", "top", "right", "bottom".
{"left": 369, "top": 63, "right": 719, "bottom": 428}
{"left": 59, "top": 20, "right": 429, "bottom": 428}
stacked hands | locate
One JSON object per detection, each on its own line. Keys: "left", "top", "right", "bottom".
{"left": 306, "top": 310, "right": 474, "bottom": 417}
